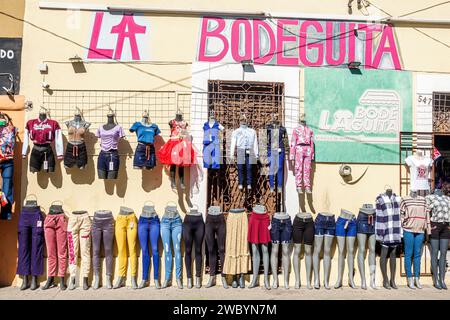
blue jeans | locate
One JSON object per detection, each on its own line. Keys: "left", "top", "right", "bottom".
{"left": 160, "top": 216, "right": 183, "bottom": 281}
{"left": 237, "top": 149, "right": 254, "bottom": 187}
{"left": 138, "top": 216, "right": 160, "bottom": 281}
{"left": 403, "top": 230, "right": 424, "bottom": 278}
{"left": 268, "top": 149, "right": 284, "bottom": 189}
{"left": 0, "top": 160, "right": 13, "bottom": 220}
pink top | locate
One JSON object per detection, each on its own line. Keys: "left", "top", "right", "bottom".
{"left": 289, "top": 124, "right": 314, "bottom": 160}
{"left": 169, "top": 119, "right": 188, "bottom": 139}
{"left": 96, "top": 125, "right": 125, "bottom": 151}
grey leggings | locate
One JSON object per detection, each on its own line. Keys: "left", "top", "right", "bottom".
{"left": 92, "top": 212, "right": 115, "bottom": 276}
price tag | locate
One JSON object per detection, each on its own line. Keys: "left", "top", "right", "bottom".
{"left": 209, "top": 134, "right": 212, "bottom": 142}
{"left": 246, "top": 150, "right": 250, "bottom": 155}
{"left": 278, "top": 148, "right": 282, "bottom": 153}
{"left": 37, "top": 221, "right": 42, "bottom": 228}
{"left": 268, "top": 224, "right": 272, "bottom": 230}
{"left": 344, "top": 221, "right": 349, "bottom": 230}
{"left": 109, "top": 161, "right": 114, "bottom": 171}
{"left": 43, "top": 161, "right": 48, "bottom": 170}
{"left": 129, "top": 222, "right": 134, "bottom": 229}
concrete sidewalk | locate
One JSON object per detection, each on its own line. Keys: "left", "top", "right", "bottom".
{"left": 0, "top": 285, "right": 449, "bottom": 300}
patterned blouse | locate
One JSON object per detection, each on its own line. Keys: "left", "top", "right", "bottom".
{"left": 426, "top": 194, "right": 450, "bottom": 223}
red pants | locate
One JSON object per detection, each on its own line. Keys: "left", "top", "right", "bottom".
{"left": 44, "top": 214, "right": 68, "bottom": 277}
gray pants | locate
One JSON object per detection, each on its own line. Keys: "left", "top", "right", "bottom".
{"left": 92, "top": 211, "right": 115, "bottom": 276}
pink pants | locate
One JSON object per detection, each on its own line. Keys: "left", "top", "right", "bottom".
{"left": 44, "top": 214, "right": 68, "bottom": 277}
{"left": 293, "top": 145, "right": 312, "bottom": 188}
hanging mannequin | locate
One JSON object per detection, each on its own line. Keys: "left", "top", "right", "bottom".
{"left": 22, "top": 106, "right": 64, "bottom": 173}
{"left": 130, "top": 110, "right": 160, "bottom": 170}
{"left": 426, "top": 184, "right": 450, "bottom": 290}
{"left": 230, "top": 114, "right": 258, "bottom": 191}
{"left": 96, "top": 108, "right": 125, "bottom": 179}
{"left": 292, "top": 212, "right": 314, "bottom": 289}
{"left": 157, "top": 110, "right": 196, "bottom": 190}
{"left": 223, "top": 208, "right": 250, "bottom": 289}
{"left": 270, "top": 212, "right": 292, "bottom": 289}
{"left": 0, "top": 112, "right": 16, "bottom": 220}
{"left": 334, "top": 209, "right": 357, "bottom": 289}
{"left": 64, "top": 108, "right": 90, "bottom": 170}
{"left": 18, "top": 195, "right": 43, "bottom": 291}
{"left": 160, "top": 202, "right": 183, "bottom": 289}
{"left": 113, "top": 206, "right": 138, "bottom": 289}
{"left": 205, "top": 206, "right": 228, "bottom": 289}
{"left": 203, "top": 110, "right": 224, "bottom": 170}
{"left": 405, "top": 150, "right": 433, "bottom": 197}
{"left": 356, "top": 204, "right": 377, "bottom": 290}
{"left": 183, "top": 204, "right": 205, "bottom": 289}
{"left": 137, "top": 201, "right": 161, "bottom": 289}
{"left": 266, "top": 114, "right": 289, "bottom": 193}
{"left": 248, "top": 204, "right": 270, "bottom": 290}
{"left": 376, "top": 187, "right": 402, "bottom": 289}
{"left": 289, "top": 114, "right": 314, "bottom": 194}
{"left": 42, "top": 201, "right": 68, "bottom": 291}
{"left": 313, "top": 212, "right": 336, "bottom": 289}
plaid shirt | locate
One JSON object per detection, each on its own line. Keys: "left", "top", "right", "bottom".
{"left": 375, "top": 193, "right": 402, "bottom": 245}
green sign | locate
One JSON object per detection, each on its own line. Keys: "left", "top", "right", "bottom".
{"left": 305, "top": 68, "right": 412, "bottom": 163}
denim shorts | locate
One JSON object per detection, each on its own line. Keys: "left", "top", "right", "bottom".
{"left": 270, "top": 217, "right": 292, "bottom": 244}
{"left": 133, "top": 143, "right": 156, "bottom": 169}
{"left": 335, "top": 216, "right": 357, "bottom": 237}
{"left": 357, "top": 212, "right": 375, "bottom": 234}
{"left": 314, "top": 213, "right": 336, "bottom": 236}
{"left": 97, "top": 149, "right": 120, "bottom": 172}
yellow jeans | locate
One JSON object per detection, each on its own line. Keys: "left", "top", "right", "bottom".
{"left": 115, "top": 214, "right": 138, "bottom": 277}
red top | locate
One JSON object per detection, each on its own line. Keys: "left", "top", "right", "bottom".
{"left": 25, "top": 118, "right": 61, "bottom": 144}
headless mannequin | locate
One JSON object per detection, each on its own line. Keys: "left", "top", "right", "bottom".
{"left": 205, "top": 206, "right": 229, "bottom": 289}
{"left": 430, "top": 188, "right": 449, "bottom": 290}
{"left": 113, "top": 207, "right": 138, "bottom": 290}
{"left": 270, "top": 212, "right": 291, "bottom": 289}
{"left": 379, "top": 188, "right": 398, "bottom": 290}
{"left": 334, "top": 210, "right": 356, "bottom": 289}
{"left": 249, "top": 205, "right": 270, "bottom": 290}
{"left": 20, "top": 199, "right": 40, "bottom": 291}
{"left": 42, "top": 204, "right": 67, "bottom": 291}
{"left": 293, "top": 212, "right": 314, "bottom": 289}
{"left": 186, "top": 206, "right": 203, "bottom": 289}
{"left": 233, "top": 115, "right": 252, "bottom": 191}
{"left": 39, "top": 111, "right": 47, "bottom": 122}
{"left": 313, "top": 212, "right": 334, "bottom": 289}
{"left": 170, "top": 113, "right": 185, "bottom": 189}
{"left": 161, "top": 205, "right": 183, "bottom": 289}
{"left": 65, "top": 113, "right": 90, "bottom": 170}
{"left": 98, "top": 114, "right": 119, "bottom": 179}
{"left": 68, "top": 210, "right": 91, "bottom": 290}
{"left": 137, "top": 204, "right": 161, "bottom": 289}
{"left": 357, "top": 206, "right": 377, "bottom": 290}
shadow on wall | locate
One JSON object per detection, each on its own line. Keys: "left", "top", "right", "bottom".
{"left": 140, "top": 135, "right": 164, "bottom": 192}
{"left": 64, "top": 132, "right": 98, "bottom": 185}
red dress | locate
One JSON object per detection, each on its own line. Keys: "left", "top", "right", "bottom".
{"left": 157, "top": 119, "right": 196, "bottom": 166}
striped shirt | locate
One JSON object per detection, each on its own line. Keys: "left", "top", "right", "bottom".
{"left": 375, "top": 193, "right": 402, "bottom": 245}
{"left": 400, "top": 196, "right": 431, "bottom": 234}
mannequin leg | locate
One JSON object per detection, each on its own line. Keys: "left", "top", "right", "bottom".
{"left": 368, "top": 235, "right": 377, "bottom": 289}
{"left": 178, "top": 166, "right": 185, "bottom": 189}
{"left": 249, "top": 244, "right": 260, "bottom": 288}
{"left": 357, "top": 234, "right": 367, "bottom": 290}
{"left": 347, "top": 237, "right": 356, "bottom": 288}
{"left": 293, "top": 244, "right": 301, "bottom": 289}
{"left": 323, "top": 236, "right": 334, "bottom": 290}
{"left": 439, "top": 239, "right": 449, "bottom": 289}
{"left": 430, "top": 239, "right": 441, "bottom": 289}
{"left": 380, "top": 245, "right": 390, "bottom": 289}
{"left": 262, "top": 244, "right": 270, "bottom": 289}
{"left": 304, "top": 245, "right": 313, "bottom": 289}
{"left": 270, "top": 243, "right": 280, "bottom": 289}
{"left": 313, "top": 236, "right": 324, "bottom": 289}
{"left": 169, "top": 165, "right": 176, "bottom": 189}
{"left": 334, "top": 236, "right": 345, "bottom": 289}
{"left": 389, "top": 245, "right": 398, "bottom": 289}
{"left": 282, "top": 243, "right": 290, "bottom": 289}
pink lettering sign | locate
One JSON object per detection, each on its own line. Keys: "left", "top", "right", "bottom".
{"left": 197, "top": 17, "right": 402, "bottom": 70}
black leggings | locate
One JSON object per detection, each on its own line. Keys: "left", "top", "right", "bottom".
{"left": 183, "top": 215, "right": 205, "bottom": 278}
{"left": 170, "top": 165, "right": 184, "bottom": 182}
{"left": 205, "top": 214, "right": 226, "bottom": 276}
{"left": 380, "top": 244, "right": 398, "bottom": 283}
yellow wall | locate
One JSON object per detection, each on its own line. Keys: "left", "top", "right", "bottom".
{"left": 10, "top": 0, "right": 450, "bottom": 287}
{"left": 0, "top": 0, "right": 25, "bottom": 38}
